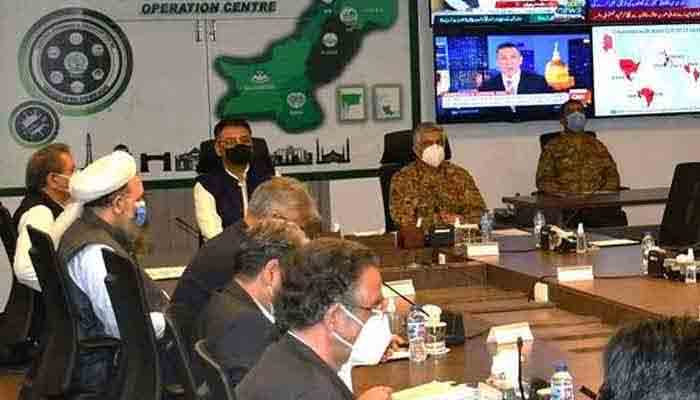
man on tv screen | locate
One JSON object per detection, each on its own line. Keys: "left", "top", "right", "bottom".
{"left": 479, "top": 42, "right": 550, "bottom": 94}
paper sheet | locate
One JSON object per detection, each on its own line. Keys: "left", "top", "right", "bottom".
{"left": 590, "top": 238, "right": 639, "bottom": 247}
{"left": 144, "top": 266, "right": 186, "bottom": 280}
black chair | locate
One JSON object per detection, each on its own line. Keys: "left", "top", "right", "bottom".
{"left": 26, "top": 226, "right": 120, "bottom": 399}
{"left": 378, "top": 130, "right": 452, "bottom": 231}
{"left": 163, "top": 314, "right": 201, "bottom": 400}
{"left": 658, "top": 162, "right": 700, "bottom": 249}
{"left": 102, "top": 249, "right": 161, "bottom": 400}
{"left": 194, "top": 339, "right": 236, "bottom": 400}
{"left": 196, "top": 138, "right": 274, "bottom": 175}
{"left": 0, "top": 202, "right": 36, "bottom": 362}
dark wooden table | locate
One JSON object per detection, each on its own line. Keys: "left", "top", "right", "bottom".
{"left": 502, "top": 187, "right": 669, "bottom": 210}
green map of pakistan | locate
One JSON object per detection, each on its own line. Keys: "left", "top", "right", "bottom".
{"left": 214, "top": 0, "right": 398, "bottom": 133}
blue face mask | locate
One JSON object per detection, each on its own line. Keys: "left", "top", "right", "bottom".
{"left": 565, "top": 111, "right": 586, "bottom": 132}
{"left": 134, "top": 200, "right": 148, "bottom": 227}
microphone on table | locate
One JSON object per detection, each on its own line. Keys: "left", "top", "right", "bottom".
{"left": 383, "top": 282, "right": 465, "bottom": 345}
{"left": 517, "top": 336, "right": 526, "bottom": 400}
{"left": 382, "top": 282, "right": 428, "bottom": 316}
{"left": 173, "top": 217, "right": 200, "bottom": 238}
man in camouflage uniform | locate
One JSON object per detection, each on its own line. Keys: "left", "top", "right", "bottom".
{"left": 536, "top": 100, "right": 620, "bottom": 193}
{"left": 390, "top": 123, "right": 486, "bottom": 230}
{"left": 535, "top": 99, "right": 626, "bottom": 227}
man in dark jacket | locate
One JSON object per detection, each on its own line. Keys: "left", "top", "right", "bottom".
{"left": 194, "top": 119, "right": 275, "bottom": 240}
{"left": 236, "top": 238, "right": 393, "bottom": 400}
{"left": 196, "top": 219, "right": 306, "bottom": 386}
{"left": 171, "top": 177, "right": 320, "bottom": 350}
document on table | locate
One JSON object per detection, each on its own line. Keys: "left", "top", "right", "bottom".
{"left": 145, "top": 266, "right": 186, "bottom": 280}
{"left": 493, "top": 228, "right": 531, "bottom": 237}
{"left": 391, "top": 381, "right": 478, "bottom": 400}
{"left": 590, "top": 238, "right": 639, "bottom": 247}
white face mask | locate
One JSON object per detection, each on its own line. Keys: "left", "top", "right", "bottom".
{"left": 421, "top": 144, "right": 445, "bottom": 168}
{"left": 333, "top": 304, "right": 392, "bottom": 391}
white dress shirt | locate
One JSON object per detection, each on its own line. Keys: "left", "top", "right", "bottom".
{"left": 66, "top": 243, "right": 165, "bottom": 339}
{"left": 14, "top": 204, "right": 74, "bottom": 291}
{"left": 193, "top": 166, "right": 249, "bottom": 240}
{"left": 502, "top": 70, "right": 521, "bottom": 95}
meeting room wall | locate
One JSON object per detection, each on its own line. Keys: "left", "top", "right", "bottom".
{"left": 328, "top": 2, "right": 700, "bottom": 233}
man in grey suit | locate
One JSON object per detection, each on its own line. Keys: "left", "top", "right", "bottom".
{"left": 196, "top": 219, "right": 306, "bottom": 387}
{"left": 236, "top": 238, "right": 393, "bottom": 400}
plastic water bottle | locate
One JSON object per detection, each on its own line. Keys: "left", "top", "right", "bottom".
{"left": 533, "top": 211, "right": 546, "bottom": 247}
{"left": 386, "top": 297, "right": 402, "bottom": 336}
{"left": 407, "top": 305, "right": 427, "bottom": 363}
{"left": 640, "top": 233, "right": 655, "bottom": 275}
{"left": 576, "top": 223, "right": 587, "bottom": 254}
{"left": 550, "top": 362, "right": 574, "bottom": 400}
{"left": 686, "top": 249, "right": 697, "bottom": 284}
{"left": 480, "top": 211, "right": 493, "bottom": 243}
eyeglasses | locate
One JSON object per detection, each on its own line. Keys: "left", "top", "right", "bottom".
{"left": 218, "top": 137, "right": 252, "bottom": 147}
{"left": 348, "top": 303, "right": 385, "bottom": 319}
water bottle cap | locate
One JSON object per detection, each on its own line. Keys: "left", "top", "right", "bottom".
{"left": 554, "top": 361, "right": 568, "bottom": 372}
{"left": 387, "top": 297, "right": 396, "bottom": 313}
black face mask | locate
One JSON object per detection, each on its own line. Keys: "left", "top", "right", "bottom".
{"left": 225, "top": 144, "right": 253, "bottom": 165}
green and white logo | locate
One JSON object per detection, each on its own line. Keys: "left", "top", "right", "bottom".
{"left": 251, "top": 70, "right": 271, "bottom": 84}
{"left": 339, "top": 7, "right": 359, "bottom": 26}
{"left": 18, "top": 8, "right": 133, "bottom": 116}
{"left": 9, "top": 101, "right": 60, "bottom": 147}
{"left": 286, "top": 92, "right": 307, "bottom": 109}
{"left": 322, "top": 33, "right": 339, "bottom": 48}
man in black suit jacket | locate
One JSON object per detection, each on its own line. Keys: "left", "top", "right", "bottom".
{"left": 478, "top": 42, "right": 551, "bottom": 119}
{"left": 196, "top": 219, "right": 306, "bottom": 387}
{"left": 236, "top": 238, "right": 393, "bottom": 400}
{"left": 170, "top": 177, "right": 320, "bottom": 352}
{"left": 479, "top": 42, "right": 550, "bottom": 94}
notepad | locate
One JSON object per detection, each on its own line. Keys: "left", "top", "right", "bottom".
{"left": 590, "top": 238, "right": 639, "bottom": 247}
{"left": 145, "top": 266, "right": 186, "bottom": 280}
{"left": 391, "top": 381, "right": 478, "bottom": 400}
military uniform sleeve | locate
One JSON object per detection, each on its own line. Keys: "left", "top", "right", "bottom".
{"left": 461, "top": 171, "right": 487, "bottom": 224}
{"left": 598, "top": 144, "right": 621, "bottom": 191}
{"left": 536, "top": 144, "right": 562, "bottom": 193}
{"left": 389, "top": 170, "right": 416, "bottom": 228}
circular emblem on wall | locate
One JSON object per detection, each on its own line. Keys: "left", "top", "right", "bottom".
{"left": 340, "top": 7, "right": 359, "bottom": 27}
{"left": 9, "top": 101, "right": 60, "bottom": 147}
{"left": 286, "top": 92, "right": 307, "bottom": 109}
{"left": 322, "top": 33, "right": 339, "bottom": 48}
{"left": 18, "top": 8, "right": 133, "bottom": 116}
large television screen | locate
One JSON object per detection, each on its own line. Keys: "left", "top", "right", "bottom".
{"left": 434, "top": 27, "right": 594, "bottom": 124}
{"left": 593, "top": 24, "right": 700, "bottom": 117}
{"left": 589, "top": 0, "right": 700, "bottom": 22}
{"left": 431, "top": 0, "right": 586, "bottom": 25}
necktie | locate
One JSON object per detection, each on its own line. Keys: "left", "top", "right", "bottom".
{"left": 505, "top": 79, "right": 514, "bottom": 95}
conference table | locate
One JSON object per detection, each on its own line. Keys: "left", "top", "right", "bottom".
{"left": 156, "top": 232, "right": 680, "bottom": 399}
{"left": 502, "top": 187, "right": 669, "bottom": 226}
{"left": 502, "top": 187, "right": 669, "bottom": 210}
{"left": 343, "top": 232, "right": 700, "bottom": 399}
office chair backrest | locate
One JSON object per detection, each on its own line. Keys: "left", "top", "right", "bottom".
{"left": 539, "top": 130, "right": 597, "bottom": 150}
{"left": 102, "top": 249, "right": 161, "bottom": 400}
{"left": 196, "top": 137, "right": 274, "bottom": 175}
{"left": 0, "top": 200, "right": 34, "bottom": 349}
{"left": 195, "top": 339, "right": 236, "bottom": 400}
{"left": 0, "top": 201, "right": 17, "bottom": 264}
{"left": 26, "top": 225, "right": 76, "bottom": 396}
{"left": 378, "top": 129, "right": 452, "bottom": 231}
{"left": 164, "top": 314, "right": 200, "bottom": 400}
{"left": 659, "top": 162, "right": 700, "bottom": 248}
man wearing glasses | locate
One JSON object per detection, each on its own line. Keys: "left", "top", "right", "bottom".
{"left": 236, "top": 238, "right": 394, "bottom": 400}
{"left": 14, "top": 143, "right": 77, "bottom": 292}
{"left": 194, "top": 119, "right": 275, "bottom": 240}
